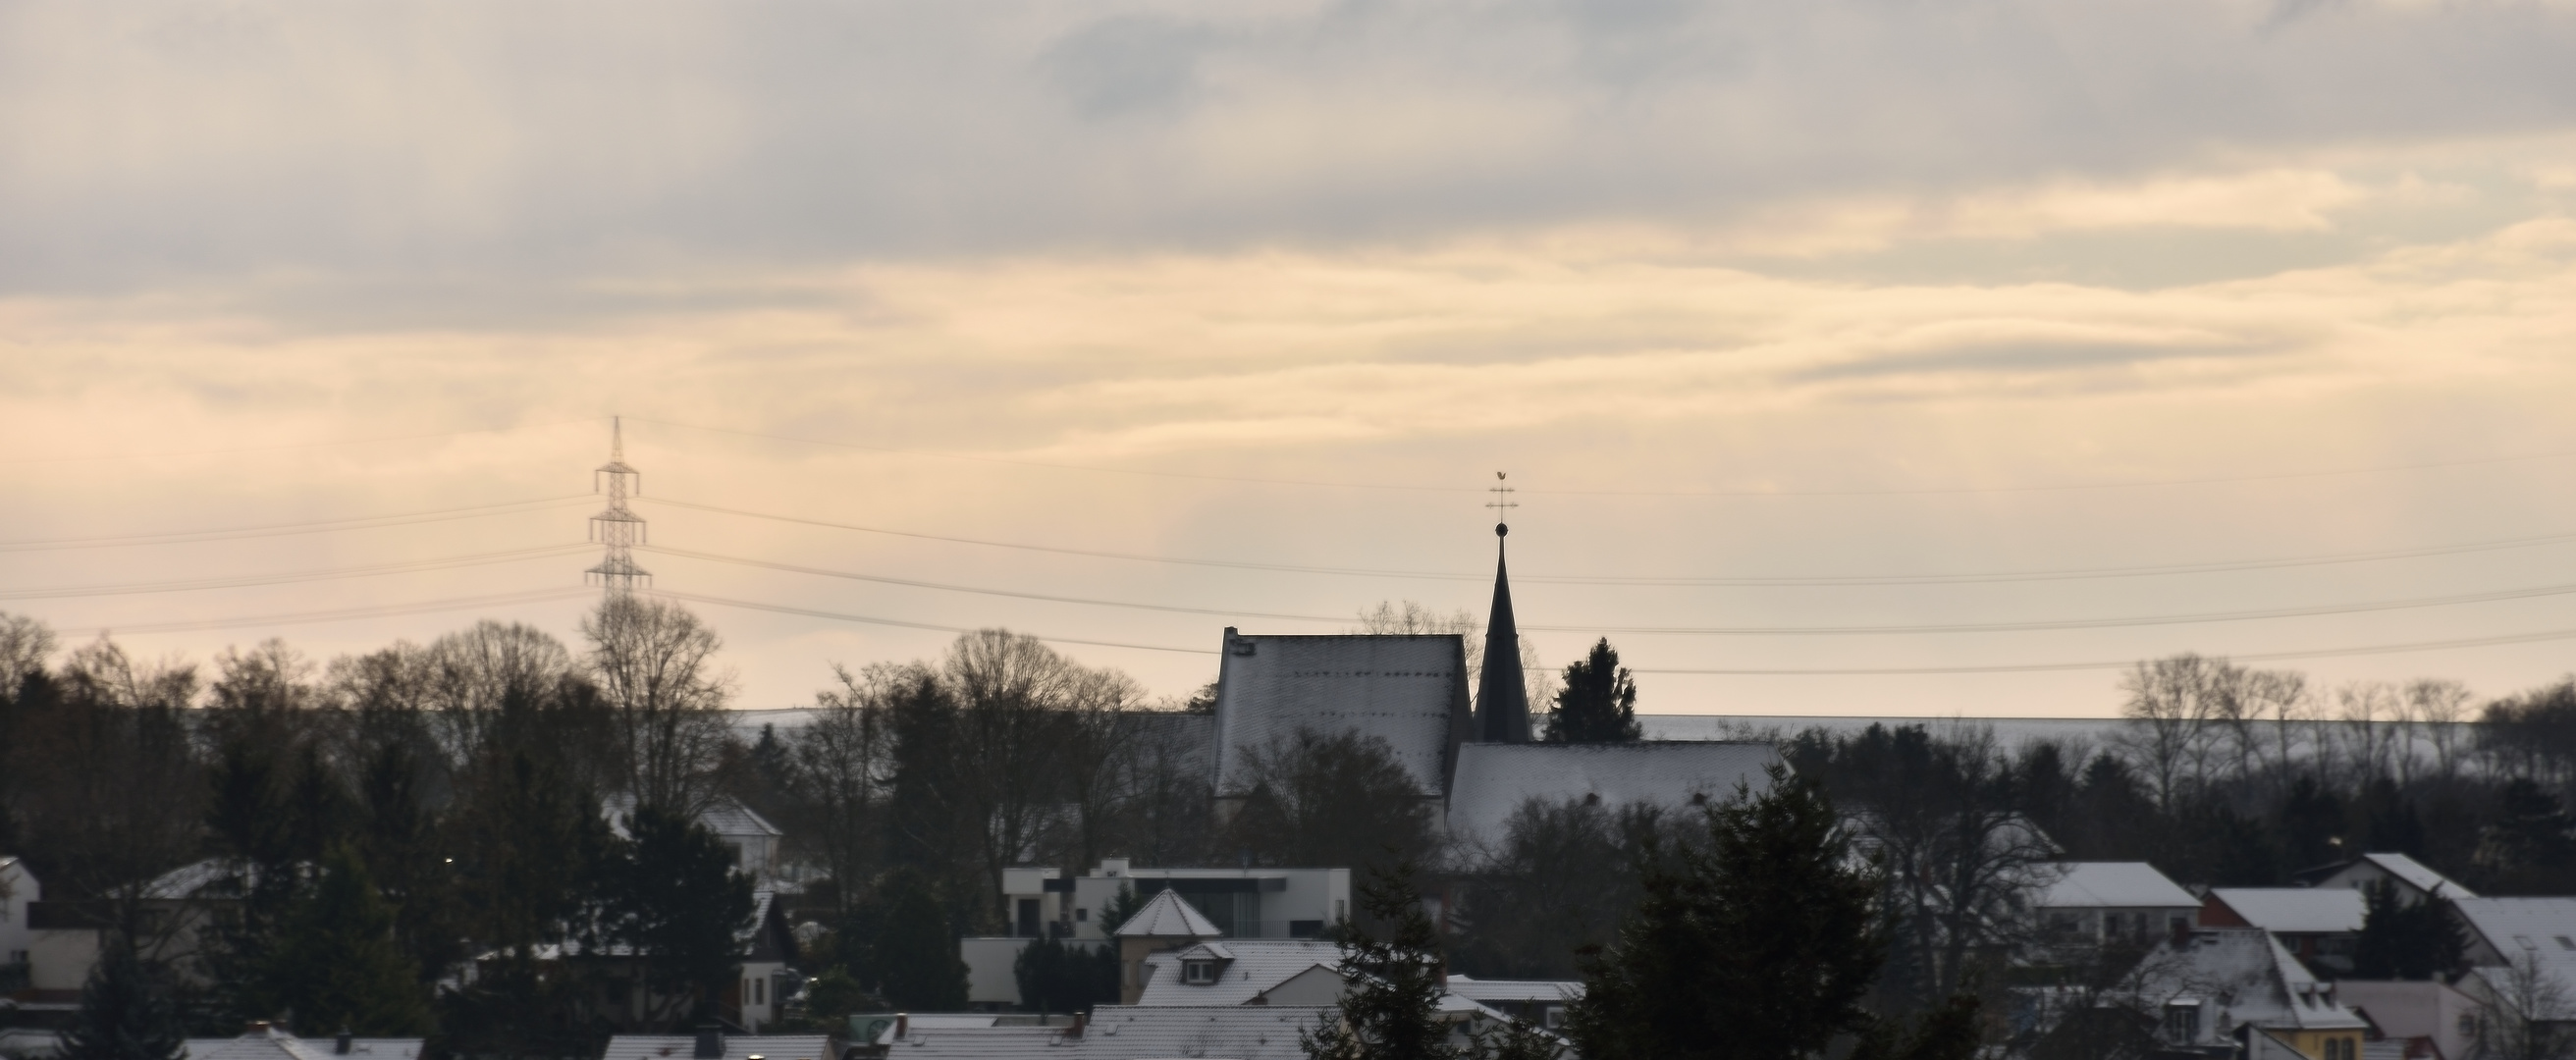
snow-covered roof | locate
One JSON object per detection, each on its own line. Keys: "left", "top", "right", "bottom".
{"left": 1113, "top": 889, "right": 1222, "bottom": 938}
{"left": 1444, "top": 741, "right": 1780, "bottom": 847}
{"left": 2451, "top": 896, "right": 2576, "bottom": 1010}
{"left": 599, "top": 1034, "right": 829, "bottom": 1060}
{"left": 600, "top": 795, "right": 782, "bottom": 840}
{"left": 1442, "top": 975, "right": 1583, "bottom": 1005}
{"left": 2352, "top": 854, "right": 2473, "bottom": 898}
{"left": 2210, "top": 888, "right": 2368, "bottom": 933}
{"left": 1211, "top": 633, "right": 1469, "bottom": 798}
{"left": 185, "top": 1030, "right": 421, "bottom": 1060}
{"left": 2133, "top": 929, "right": 2369, "bottom": 1040}
{"left": 2035, "top": 863, "right": 2198, "bottom": 910}
{"left": 868, "top": 1006, "right": 1328, "bottom": 1060}
{"left": 1137, "top": 940, "right": 1345, "bottom": 1006}
{"left": 145, "top": 859, "right": 260, "bottom": 901}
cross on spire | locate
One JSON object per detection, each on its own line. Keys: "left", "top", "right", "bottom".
{"left": 1486, "top": 471, "right": 1517, "bottom": 537}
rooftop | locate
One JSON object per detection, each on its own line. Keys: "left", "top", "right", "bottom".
{"left": 1444, "top": 741, "right": 1779, "bottom": 847}
{"left": 866, "top": 1006, "right": 1330, "bottom": 1060}
{"left": 1136, "top": 939, "right": 1345, "bottom": 1006}
{"left": 2035, "top": 863, "right": 2198, "bottom": 910}
{"left": 1114, "top": 888, "right": 1222, "bottom": 938}
{"left": 185, "top": 1029, "right": 422, "bottom": 1060}
{"left": 600, "top": 1034, "right": 830, "bottom": 1060}
{"left": 2133, "top": 929, "right": 2369, "bottom": 1037}
{"left": 1211, "top": 633, "right": 1469, "bottom": 799}
{"left": 2209, "top": 888, "right": 2368, "bottom": 933}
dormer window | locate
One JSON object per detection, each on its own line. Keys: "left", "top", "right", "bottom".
{"left": 1182, "top": 960, "right": 1220, "bottom": 984}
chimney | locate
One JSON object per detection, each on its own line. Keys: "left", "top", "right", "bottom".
{"left": 336, "top": 1030, "right": 353, "bottom": 1055}
{"left": 693, "top": 1023, "right": 724, "bottom": 1060}
{"left": 1066, "top": 1013, "right": 1086, "bottom": 1039}
{"left": 245, "top": 1022, "right": 272, "bottom": 1036}
{"left": 893, "top": 1015, "right": 908, "bottom": 1041}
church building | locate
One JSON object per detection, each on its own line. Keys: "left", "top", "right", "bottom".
{"left": 1206, "top": 511, "right": 1781, "bottom": 849}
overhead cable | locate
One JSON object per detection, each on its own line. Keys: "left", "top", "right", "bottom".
{"left": 640, "top": 546, "right": 1346, "bottom": 623}
{"left": 646, "top": 495, "right": 2576, "bottom": 588}
{"left": 48, "top": 588, "right": 596, "bottom": 638}
{"left": 0, "top": 545, "right": 590, "bottom": 601}
{"left": 0, "top": 496, "right": 595, "bottom": 553}
{"left": 0, "top": 418, "right": 602, "bottom": 466}
{"left": 1632, "top": 625, "right": 2576, "bottom": 675}
{"left": 650, "top": 590, "right": 1220, "bottom": 655}
{"left": 631, "top": 415, "right": 2576, "bottom": 498}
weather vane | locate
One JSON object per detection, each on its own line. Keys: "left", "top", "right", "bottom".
{"left": 1486, "top": 470, "right": 1517, "bottom": 537}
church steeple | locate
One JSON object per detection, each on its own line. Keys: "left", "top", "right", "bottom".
{"left": 1474, "top": 475, "right": 1531, "bottom": 743}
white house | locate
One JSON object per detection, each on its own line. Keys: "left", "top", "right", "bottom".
{"left": 2028, "top": 862, "right": 2200, "bottom": 948}
{"left": 2295, "top": 853, "right": 2474, "bottom": 904}
{"left": 184, "top": 1024, "right": 422, "bottom": 1060}
{"left": 1, "top": 856, "right": 34, "bottom": 982}
{"left": 601, "top": 795, "right": 785, "bottom": 882}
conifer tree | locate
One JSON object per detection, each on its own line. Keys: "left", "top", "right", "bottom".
{"left": 1564, "top": 766, "right": 1885, "bottom": 1060}
{"left": 266, "top": 846, "right": 434, "bottom": 1034}
{"left": 867, "top": 869, "right": 969, "bottom": 1011}
{"left": 2352, "top": 880, "right": 2466, "bottom": 980}
{"left": 1304, "top": 859, "right": 1452, "bottom": 1060}
{"left": 1541, "top": 640, "right": 1640, "bottom": 745}
{"left": 61, "top": 940, "right": 186, "bottom": 1060}
{"left": 603, "top": 805, "right": 756, "bottom": 1026}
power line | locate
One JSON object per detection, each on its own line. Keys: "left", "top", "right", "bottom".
{"left": 652, "top": 590, "right": 1219, "bottom": 655}
{"left": 645, "top": 495, "right": 2576, "bottom": 588}
{"left": 49, "top": 588, "right": 595, "bottom": 638}
{"left": 0, "top": 545, "right": 589, "bottom": 602}
{"left": 641, "top": 546, "right": 1346, "bottom": 622}
{"left": 0, "top": 418, "right": 601, "bottom": 466}
{"left": 1579, "top": 577, "right": 2576, "bottom": 636}
{"left": 631, "top": 415, "right": 2576, "bottom": 498}
{"left": 0, "top": 496, "right": 593, "bottom": 553}
{"left": 1632, "top": 625, "right": 2576, "bottom": 675}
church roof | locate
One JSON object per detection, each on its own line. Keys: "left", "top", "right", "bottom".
{"left": 1114, "top": 888, "right": 1222, "bottom": 938}
{"left": 1209, "top": 632, "right": 1470, "bottom": 799}
{"left": 1443, "top": 741, "right": 1782, "bottom": 847}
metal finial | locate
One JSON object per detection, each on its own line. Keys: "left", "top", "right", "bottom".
{"left": 1486, "top": 471, "right": 1517, "bottom": 536}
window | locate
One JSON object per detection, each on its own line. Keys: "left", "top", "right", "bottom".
{"left": 1075, "top": 908, "right": 1089, "bottom": 923}
{"left": 2162, "top": 1001, "right": 2200, "bottom": 1043}
{"left": 2556, "top": 936, "right": 2574, "bottom": 951}
{"left": 1182, "top": 960, "right": 1219, "bottom": 985}
{"left": 755, "top": 978, "right": 765, "bottom": 1005}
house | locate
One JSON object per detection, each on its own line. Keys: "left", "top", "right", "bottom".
{"left": 478, "top": 888, "right": 798, "bottom": 1033}
{"left": 2446, "top": 895, "right": 2576, "bottom": 1039}
{"left": 993, "top": 860, "right": 1350, "bottom": 943}
{"left": 2295, "top": 854, "right": 2475, "bottom": 905}
{"left": 601, "top": 1028, "right": 830, "bottom": 1060}
{"left": 2334, "top": 980, "right": 2483, "bottom": 1060}
{"left": 2029, "top": 862, "right": 2201, "bottom": 949}
{"left": 184, "top": 1023, "right": 422, "bottom": 1060}
{"left": 850, "top": 1006, "right": 1332, "bottom": 1060}
{"left": 1442, "top": 975, "right": 1583, "bottom": 1029}
{"left": 603, "top": 795, "right": 786, "bottom": 882}
{"left": 2129, "top": 928, "right": 2369, "bottom": 1060}
{"left": 1135, "top": 939, "right": 1347, "bottom": 1005}
{"left": 1111, "top": 890, "right": 1221, "bottom": 1005}
{"left": 2, "top": 857, "right": 34, "bottom": 991}
{"left": 2202, "top": 888, "right": 2369, "bottom": 977}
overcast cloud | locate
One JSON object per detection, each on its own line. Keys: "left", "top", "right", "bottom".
{"left": 4, "top": 0, "right": 2576, "bottom": 716}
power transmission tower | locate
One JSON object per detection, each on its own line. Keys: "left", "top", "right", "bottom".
{"left": 586, "top": 416, "right": 650, "bottom": 595}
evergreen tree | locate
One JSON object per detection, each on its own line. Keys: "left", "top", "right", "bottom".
{"left": 61, "top": 940, "right": 186, "bottom": 1060}
{"left": 265, "top": 847, "right": 434, "bottom": 1035}
{"left": 1541, "top": 640, "right": 1641, "bottom": 745}
{"left": 1564, "top": 766, "right": 1885, "bottom": 1060}
{"left": 1304, "top": 860, "right": 1452, "bottom": 1060}
{"left": 603, "top": 805, "right": 756, "bottom": 1026}
{"left": 1011, "top": 932, "right": 1118, "bottom": 1015}
{"left": 867, "top": 869, "right": 968, "bottom": 1011}
{"left": 2352, "top": 881, "right": 2466, "bottom": 980}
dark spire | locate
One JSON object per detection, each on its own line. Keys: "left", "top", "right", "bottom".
{"left": 1475, "top": 521, "right": 1532, "bottom": 743}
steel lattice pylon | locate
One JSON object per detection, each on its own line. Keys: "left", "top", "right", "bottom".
{"left": 586, "top": 416, "right": 650, "bottom": 594}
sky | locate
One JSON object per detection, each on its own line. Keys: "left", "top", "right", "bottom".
{"left": 5, "top": 0, "right": 2576, "bottom": 717}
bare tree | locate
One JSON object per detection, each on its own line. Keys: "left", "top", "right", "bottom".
{"left": 2337, "top": 680, "right": 2402, "bottom": 784}
{"left": 0, "top": 610, "right": 55, "bottom": 683}
{"left": 580, "top": 595, "right": 735, "bottom": 817}
{"left": 790, "top": 663, "right": 895, "bottom": 918}
{"left": 1052, "top": 665, "right": 1149, "bottom": 875}
{"left": 2117, "top": 655, "right": 2233, "bottom": 813}
{"left": 942, "top": 629, "right": 1083, "bottom": 924}
{"left": 2242, "top": 668, "right": 2313, "bottom": 791}
{"left": 422, "top": 619, "right": 576, "bottom": 766}
{"left": 1355, "top": 600, "right": 1554, "bottom": 727}
{"left": 2409, "top": 678, "right": 2475, "bottom": 783}
{"left": 1850, "top": 724, "right": 2062, "bottom": 1005}
{"left": 2477, "top": 950, "right": 2576, "bottom": 1060}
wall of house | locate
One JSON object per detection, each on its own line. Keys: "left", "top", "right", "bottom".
{"left": 0, "top": 862, "right": 35, "bottom": 971}
{"left": 27, "top": 928, "right": 97, "bottom": 991}
{"left": 2273, "top": 1028, "right": 2363, "bottom": 1060}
